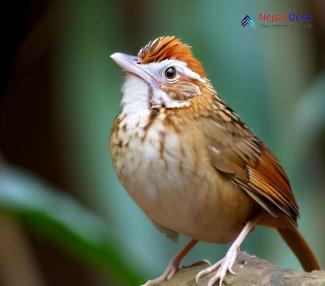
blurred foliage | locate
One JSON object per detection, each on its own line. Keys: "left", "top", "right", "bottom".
{"left": 0, "top": 160, "right": 142, "bottom": 286}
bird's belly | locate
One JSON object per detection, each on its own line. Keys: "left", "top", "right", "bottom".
{"left": 111, "top": 120, "right": 254, "bottom": 243}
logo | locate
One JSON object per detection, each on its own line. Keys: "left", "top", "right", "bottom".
{"left": 241, "top": 12, "right": 312, "bottom": 29}
{"left": 241, "top": 15, "right": 256, "bottom": 28}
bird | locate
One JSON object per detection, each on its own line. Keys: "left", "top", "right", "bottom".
{"left": 109, "top": 36, "right": 320, "bottom": 286}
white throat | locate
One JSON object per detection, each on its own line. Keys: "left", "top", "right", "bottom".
{"left": 121, "top": 74, "right": 150, "bottom": 116}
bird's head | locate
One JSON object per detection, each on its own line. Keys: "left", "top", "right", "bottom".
{"left": 111, "top": 36, "right": 209, "bottom": 111}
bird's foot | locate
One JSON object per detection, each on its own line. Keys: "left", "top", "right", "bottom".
{"left": 142, "top": 239, "right": 200, "bottom": 285}
{"left": 195, "top": 245, "right": 238, "bottom": 286}
{"left": 141, "top": 259, "right": 179, "bottom": 286}
{"left": 142, "top": 258, "right": 210, "bottom": 286}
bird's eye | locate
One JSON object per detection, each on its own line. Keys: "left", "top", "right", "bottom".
{"left": 164, "top": 66, "right": 177, "bottom": 80}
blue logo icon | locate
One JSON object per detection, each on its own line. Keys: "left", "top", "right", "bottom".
{"left": 241, "top": 15, "right": 256, "bottom": 28}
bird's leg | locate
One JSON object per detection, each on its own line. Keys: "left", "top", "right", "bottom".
{"left": 142, "top": 239, "right": 198, "bottom": 286}
{"left": 196, "top": 219, "right": 258, "bottom": 286}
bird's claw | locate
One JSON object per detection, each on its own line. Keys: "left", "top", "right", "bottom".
{"left": 195, "top": 246, "right": 239, "bottom": 286}
{"left": 141, "top": 259, "right": 211, "bottom": 285}
{"left": 141, "top": 261, "right": 179, "bottom": 286}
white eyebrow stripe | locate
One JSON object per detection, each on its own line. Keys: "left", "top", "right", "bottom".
{"left": 145, "top": 59, "right": 206, "bottom": 83}
{"left": 172, "top": 59, "right": 206, "bottom": 83}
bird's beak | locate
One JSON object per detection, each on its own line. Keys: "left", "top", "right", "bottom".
{"left": 110, "top": 52, "right": 156, "bottom": 86}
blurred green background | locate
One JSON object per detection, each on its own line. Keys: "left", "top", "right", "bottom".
{"left": 0, "top": 0, "right": 324, "bottom": 285}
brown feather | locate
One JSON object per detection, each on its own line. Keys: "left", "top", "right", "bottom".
{"left": 138, "top": 36, "right": 206, "bottom": 77}
{"left": 182, "top": 82, "right": 299, "bottom": 225}
{"left": 278, "top": 226, "right": 320, "bottom": 271}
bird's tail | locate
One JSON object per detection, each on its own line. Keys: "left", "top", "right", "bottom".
{"left": 278, "top": 226, "right": 320, "bottom": 271}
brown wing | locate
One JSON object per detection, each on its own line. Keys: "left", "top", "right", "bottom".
{"left": 197, "top": 108, "right": 299, "bottom": 225}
